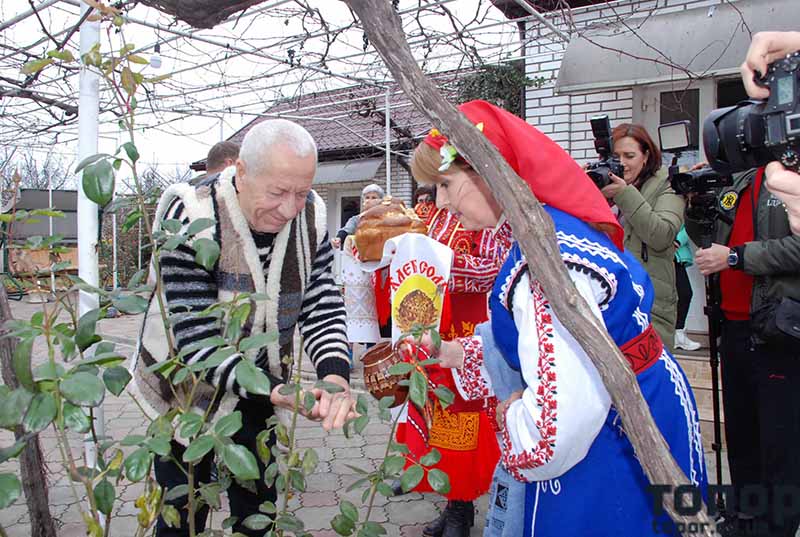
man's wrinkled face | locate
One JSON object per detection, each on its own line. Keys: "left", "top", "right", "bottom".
{"left": 236, "top": 147, "right": 316, "bottom": 233}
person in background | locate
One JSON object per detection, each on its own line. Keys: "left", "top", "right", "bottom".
{"left": 599, "top": 123, "right": 685, "bottom": 351}
{"left": 332, "top": 183, "right": 384, "bottom": 249}
{"left": 741, "top": 31, "right": 800, "bottom": 234}
{"left": 397, "top": 183, "right": 500, "bottom": 537}
{"left": 673, "top": 225, "right": 702, "bottom": 351}
{"left": 205, "top": 140, "right": 240, "bottom": 175}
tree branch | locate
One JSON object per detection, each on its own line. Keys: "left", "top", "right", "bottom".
{"left": 0, "top": 87, "right": 78, "bottom": 115}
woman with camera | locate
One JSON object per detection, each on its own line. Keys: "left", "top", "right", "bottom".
{"left": 599, "top": 123, "right": 685, "bottom": 351}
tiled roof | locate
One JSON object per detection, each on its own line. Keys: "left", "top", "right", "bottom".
{"left": 226, "top": 70, "right": 466, "bottom": 160}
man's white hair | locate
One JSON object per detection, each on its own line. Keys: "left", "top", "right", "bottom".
{"left": 239, "top": 119, "right": 317, "bottom": 176}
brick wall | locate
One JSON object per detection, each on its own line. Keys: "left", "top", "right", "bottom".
{"left": 523, "top": 0, "right": 731, "bottom": 163}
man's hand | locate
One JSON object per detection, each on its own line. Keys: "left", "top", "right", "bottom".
{"left": 695, "top": 243, "right": 731, "bottom": 275}
{"left": 332, "top": 237, "right": 341, "bottom": 249}
{"left": 600, "top": 173, "right": 628, "bottom": 200}
{"left": 765, "top": 161, "right": 800, "bottom": 235}
{"left": 741, "top": 32, "right": 800, "bottom": 99}
{"left": 310, "top": 374, "right": 356, "bottom": 432}
{"left": 270, "top": 374, "right": 356, "bottom": 431}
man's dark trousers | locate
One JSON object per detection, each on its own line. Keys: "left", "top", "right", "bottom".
{"left": 720, "top": 319, "right": 800, "bottom": 537}
{"left": 154, "top": 397, "right": 276, "bottom": 537}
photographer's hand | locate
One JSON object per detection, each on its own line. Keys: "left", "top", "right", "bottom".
{"left": 695, "top": 243, "right": 730, "bottom": 276}
{"left": 765, "top": 161, "right": 800, "bottom": 234}
{"left": 741, "top": 31, "right": 800, "bottom": 99}
{"left": 601, "top": 173, "right": 628, "bottom": 199}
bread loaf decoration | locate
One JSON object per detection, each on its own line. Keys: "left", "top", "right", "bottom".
{"left": 354, "top": 197, "right": 427, "bottom": 261}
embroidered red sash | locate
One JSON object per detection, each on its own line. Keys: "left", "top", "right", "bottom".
{"left": 620, "top": 323, "right": 663, "bottom": 375}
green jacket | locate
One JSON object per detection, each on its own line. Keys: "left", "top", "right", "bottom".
{"left": 686, "top": 169, "right": 800, "bottom": 318}
{"left": 614, "top": 167, "right": 685, "bottom": 351}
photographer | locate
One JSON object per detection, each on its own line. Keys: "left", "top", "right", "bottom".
{"left": 741, "top": 31, "right": 800, "bottom": 233}
{"left": 600, "top": 123, "right": 684, "bottom": 351}
{"left": 691, "top": 164, "right": 800, "bottom": 536}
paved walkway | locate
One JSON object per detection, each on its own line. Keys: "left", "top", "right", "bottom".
{"left": 0, "top": 298, "right": 727, "bottom": 536}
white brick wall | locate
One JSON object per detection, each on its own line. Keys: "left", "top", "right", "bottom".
{"left": 523, "top": 0, "right": 722, "bottom": 164}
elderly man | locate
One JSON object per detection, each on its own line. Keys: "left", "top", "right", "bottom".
{"left": 131, "top": 119, "right": 353, "bottom": 537}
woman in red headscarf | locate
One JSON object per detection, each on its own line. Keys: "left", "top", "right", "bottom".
{"left": 404, "top": 101, "right": 706, "bottom": 537}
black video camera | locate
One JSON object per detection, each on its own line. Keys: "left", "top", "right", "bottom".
{"left": 659, "top": 120, "right": 733, "bottom": 195}
{"left": 585, "top": 115, "right": 624, "bottom": 189}
{"left": 704, "top": 50, "right": 800, "bottom": 175}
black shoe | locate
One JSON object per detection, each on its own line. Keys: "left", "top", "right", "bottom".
{"left": 422, "top": 507, "right": 448, "bottom": 537}
{"left": 441, "top": 501, "right": 474, "bottom": 537}
{"left": 390, "top": 479, "right": 406, "bottom": 496}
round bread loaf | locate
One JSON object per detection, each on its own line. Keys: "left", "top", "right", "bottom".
{"left": 354, "top": 197, "right": 427, "bottom": 261}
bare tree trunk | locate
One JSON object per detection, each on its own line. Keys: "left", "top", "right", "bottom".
{"left": 0, "top": 286, "right": 57, "bottom": 537}
{"left": 342, "top": 0, "right": 712, "bottom": 533}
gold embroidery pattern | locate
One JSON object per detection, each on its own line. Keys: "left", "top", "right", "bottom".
{"left": 429, "top": 402, "right": 480, "bottom": 451}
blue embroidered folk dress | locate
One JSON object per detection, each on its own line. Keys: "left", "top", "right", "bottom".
{"left": 451, "top": 207, "right": 707, "bottom": 536}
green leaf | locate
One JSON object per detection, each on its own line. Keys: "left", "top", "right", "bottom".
{"left": 189, "top": 347, "right": 236, "bottom": 372}
{"left": 379, "top": 396, "right": 395, "bottom": 410}
{"left": 124, "top": 448, "right": 152, "bottom": 482}
{"left": 408, "top": 371, "right": 427, "bottom": 410}
{"left": 387, "top": 362, "right": 413, "bottom": 376}
{"left": 353, "top": 415, "right": 369, "bottom": 435}
{"left": 63, "top": 402, "right": 91, "bottom": 433}
{"left": 193, "top": 238, "right": 220, "bottom": 271}
{"left": 161, "top": 219, "right": 182, "bottom": 234}
{"left": 234, "top": 360, "right": 271, "bottom": 396}
{"left": 0, "top": 473, "right": 21, "bottom": 508}
{"left": 198, "top": 482, "right": 222, "bottom": 509}
{"left": 259, "top": 501, "right": 277, "bottom": 514}
{"left": 255, "top": 430, "right": 271, "bottom": 465}
{"left": 340, "top": 500, "right": 358, "bottom": 522}
{"left": 94, "top": 479, "right": 114, "bottom": 515}
{"left": 301, "top": 448, "right": 318, "bottom": 475}
{"left": 419, "top": 448, "right": 441, "bottom": 467}
{"left": 178, "top": 412, "right": 203, "bottom": 439}
{"left": 187, "top": 218, "right": 216, "bottom": 236}
{"left": 21, "top": 58, "right": 53, "bottom": 75}
{"left": 381, "top": 455, "right": 405, "bottom": 477}
{"left": 127, "top": 269, "right": 147, "bottom": 288}
{"left": 161, "top": 504, "right": 180, "bottom": 528}
{"left": 361, "top": 521, "right": 388, "bottom": 536}
{"left": 182, "top": 435, "right": 214, "bottom": 463}
{"left": 213, "top": 411, "right": 242, "bottom": 438}
{"left": 23, "top": 393, "right": 56, "bottom": 433}
{"left": 238, "top": 332, "right": 278, "bottom": 352}
{"left": 12, "top": 338, "right": 34, "bottom": 391}
{"left": 75, "top": 308, "right": 103, "bottom": 351}
{"left": 103, "top": 366, "right": 131, "bottom": 396}
{"left": 82, "top": 160, "right": 115, "bottom": 207}
{"left": 243, "top": 514, "right": 271, "bottom": 531}
{"left": 356, "top": 393, "right": 369, "bottom": 416}
{"left": 120, "top": 434, "right": 146, "bottom": 446}
{"left": 434, "top": 386, "right": 455, "bottom": 410}
{"left": 121, "top": 141, "right": 139, "bottom": 163}
{"left": 60, "top": 372, "right": 105, "bottom": 407}
{"left": 112, "top": 294, "right": 148, "bottom": 314}
{"left": 145, "top": 436, "right": 171, "bottom": 457}
{"left": 313, "top": 380, "right": 345, "bottom": 394}
{"left": 0, "top": 389, "right": 33, "bottom": 428}
{"left": 122, "top": 210, "right": 143, "bottom": 233}
{"left": 221, "top": 516, "right": 237, "bottom": 530}
{"left": 47, "top": 49, "right": 76, "bottom": 62}
{"left": 400, "top": 465, "right": 424, "bottom": 493}
{"left": 164, "top": 484, "right": 189, "bottom": 501}
{"left": 331, "top": 514, "right": 355, "bottom": 536}
{"left": 221, "top": 443, "right": 259, "bottom": 480}
{"left": 426, "top": 468, "right": 451, "bottom": 494}
{"left": 376, "top": 481, "right": 394, "bottom": 498}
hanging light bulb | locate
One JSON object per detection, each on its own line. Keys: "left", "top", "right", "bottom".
{"left": 150, "top": 43, "right": 162, "bottom": 70}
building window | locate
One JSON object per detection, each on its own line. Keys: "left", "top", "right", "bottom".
{"left": 717, "top": 78, "right": 748, "bottom": 108}
{"left": 659, "top": 89, "right": 700, "bottom": 149}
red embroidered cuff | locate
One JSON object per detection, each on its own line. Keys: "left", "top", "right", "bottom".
{"left": 455, "top": 336, "right": 490, "bottom": 400}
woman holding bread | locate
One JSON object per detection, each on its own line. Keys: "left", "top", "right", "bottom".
{"left": 406, "top": 100, "right": 706, "bottom": 537}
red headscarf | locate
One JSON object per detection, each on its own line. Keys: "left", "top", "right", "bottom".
{"left": 423, "top": 100, "right": 624, "bottom": 250}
